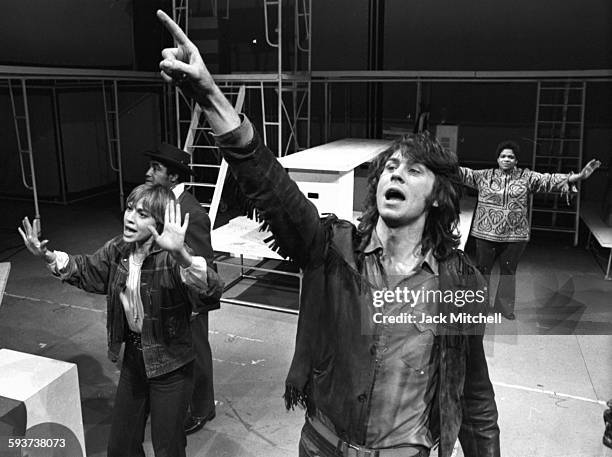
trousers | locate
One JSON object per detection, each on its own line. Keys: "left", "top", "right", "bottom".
{"left": 189, "top": 312, "right": 215, "bottom": 417}
{"left": 107, "top": 340, "right": 193, "bottom": 457}
{"left": 475, "top": 238, "right": 527, "bottom": 315}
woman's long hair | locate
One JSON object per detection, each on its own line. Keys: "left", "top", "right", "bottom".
{"left": 357, "top": 132, "right": 462, "bottom": 261}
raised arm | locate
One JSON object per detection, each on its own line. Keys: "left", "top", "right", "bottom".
{"left": 156, "top": 10, "right": 242, "bottom": 139}
{"left": 148, "top": 200, "right": 193, "bottom": 268}
{"left": 156, "top": 10, "right": 326, "bottom": 267}
{"left": 149, "top": 200, "right": 224, "bottom": 312}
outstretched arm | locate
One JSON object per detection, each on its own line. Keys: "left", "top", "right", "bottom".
{"left": 156, "top": 10, "right": 326, "bottom": 267}
{"left": 18, "top": 216, "right": 112, "bottom": 294}
{"left": 459, "top": 166, "right": 483, "bottom": 189}
{"left": 529, "top": 158, "right": 601, "bottom": 193}
{"left": 568, "top": 158, "right": 601, "bottom": 183}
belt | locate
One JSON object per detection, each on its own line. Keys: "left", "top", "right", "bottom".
{"left": 307, "top": 416, "right": 425, "bottom": 457}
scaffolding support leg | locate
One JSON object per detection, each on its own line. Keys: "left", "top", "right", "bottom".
{"left": 102, "top": 80, "right": 125, "bottom": 211}
{"left": 51, "top": 88, "right": 68, "bottom": 205}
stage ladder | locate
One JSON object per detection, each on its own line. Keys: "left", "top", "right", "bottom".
{"left": 530, "top": 80, "right": 586, "bottom": 246}
{"left": 182, "top": 85, "right": 246, "bottom": 227}
{"left": 101, "top": 80, "right": 125, "bottom": 211}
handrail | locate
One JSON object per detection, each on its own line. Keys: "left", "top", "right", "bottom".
{"left": 296, "top": 0, "right": 311, "bottom": 53}
{"left": 263, "top": 0, "right": 280, "bottom": 47}
{"left": 8, "top": 80, "right": 33, "bottom": 191}
{"left": 101, "top": 82, "right": 119, "bottom": 173}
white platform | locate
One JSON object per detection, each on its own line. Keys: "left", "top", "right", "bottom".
{"left": 278, "top": 138, "right": 391, "bottom": 172}
{"left": 581, "top": 202, "right": 612, "bottom": 280}
{"left": 278, "top": 138, "right": 392, "bottom": 222}
{"left": 212, "top": 216, "right": 285, "bottom": 261}
{"left": 0, "top": 349, "right": 85, "bottom": 456}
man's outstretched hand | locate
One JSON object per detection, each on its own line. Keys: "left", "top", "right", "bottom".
{"left": 579, "top": 158, "right": 601, "bottom": 180}
{"left": 157, "top": 9, "right": 215, "bottom": 101}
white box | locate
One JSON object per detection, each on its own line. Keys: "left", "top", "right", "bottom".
{"left": 0, "top": 349, "right": 86, "bottom": 457}
{"left": 279, "top": 138, "right": 392, "bottom": 222}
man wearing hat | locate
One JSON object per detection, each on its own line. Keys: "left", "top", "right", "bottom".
{"left": 145, "top": 142, "right": 218, "bottom": 434}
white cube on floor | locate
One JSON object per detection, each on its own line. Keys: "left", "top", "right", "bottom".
{"left": 0, "top": 349, "right": 85, "bottom": 457}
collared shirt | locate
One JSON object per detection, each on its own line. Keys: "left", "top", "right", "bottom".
{"left": 172, "top": 182, "right": 185, "bottom": 199}
{"left": 361, "top": 229, "right": 440, "bottom": 449}
{"left": 121, "top": 253, "right": 146, "bottom": 332}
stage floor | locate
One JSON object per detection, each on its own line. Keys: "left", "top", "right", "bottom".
{"left": 0, "top": 197, "right": 611, "bottom": 457}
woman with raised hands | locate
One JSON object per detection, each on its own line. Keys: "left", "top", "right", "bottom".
{"left": 18, "top": 183, "right": 223, "bottom": 457}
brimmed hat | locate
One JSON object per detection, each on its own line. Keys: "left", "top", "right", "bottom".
{"left": 144, "top": 143, "right": 194, "bottom": 176}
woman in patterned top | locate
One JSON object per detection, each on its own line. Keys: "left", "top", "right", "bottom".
{"left": 459, "top": 140, "right": 600, "bottom": 320}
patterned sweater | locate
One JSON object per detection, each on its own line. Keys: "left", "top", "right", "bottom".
{"left": 459, "top": 167, "right": 572, "bottom": 242}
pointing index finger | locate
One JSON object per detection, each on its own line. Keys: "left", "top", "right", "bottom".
{"left": 157, "top": 10, "right": 189, "bottom": 46}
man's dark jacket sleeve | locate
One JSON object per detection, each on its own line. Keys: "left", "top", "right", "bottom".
{"left": 457, "top": 337, "right": 500, "bottom": 456}
{"left": 216, "top": 120, "right": 326, "bottom": 268}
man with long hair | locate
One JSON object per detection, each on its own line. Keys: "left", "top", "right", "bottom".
{"left": 156, "top": 10, "right": 499, "bottom": 457}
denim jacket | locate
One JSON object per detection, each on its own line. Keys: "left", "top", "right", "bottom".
{"left": 217, "top": 120, "right": 500, "bottom": 457}
{"left": 56, "top": 236, "right": 224, "bottom": 378}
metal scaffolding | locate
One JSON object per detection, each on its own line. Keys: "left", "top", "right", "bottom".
{"left": 172, "top": 0, "right": 312, "bottom": 158}
{"left": 0, "top": 65, "right": 161, "bottom": 234}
